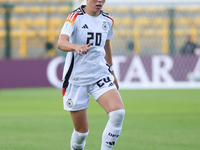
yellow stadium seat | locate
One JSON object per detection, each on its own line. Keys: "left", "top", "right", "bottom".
{"left": 11, "top": 30, "right": 21, "bottom": 38}
{"left": 113, "top": 17, "right": 120, "bottom": 26}
{"left": 0, "top": 18, "right": 4, "bottom": 27}
{"left": 113, "top": 29, "right": 123, "bottom": 37}
{"left": 135, "top": 17, "right": 150, "bottom": 25}
{"left": 37, "top": 29, "right": 48, "bottom": 37}
{"left": 188, "top": 6, "right": 200, "bottom": 12}
{"left": 153, "top": 17, "right": 168, "bottom": 25}
{"left": 26, "top": 30, "right": 37, "bottom": 38}
{"left": 116, "top": 6, "right": 129, "bottom": 13}
{"left": 176, "top": 5, "right": 200, "bottom": 12}
{"left": 0, "top": 0, "right": 7, "bottom": 2}
{"left": 58, "top": 6, "right": 71, "bottom": 14}
{"left": 44, "top": 6, "right": 56, "bottom": 13}
{"left": 49, "top": 17, "right": 63, "bottom": 26}
{"left": 9, "top": 0, "right": 22, "bottom": 3}
{"left": 194, "top": 17, "right": 200, "bottom": 25}
{"left": 174, "top": 29, "right": 192, "bottom": 36}
{"left": 11, "top": 29, "right": 37, "bottom": 39}
{"left": 53, "top": 0, "right": 65, "bottom": 2}
{"left": 28, "top": 6, "right": 42, "bottom": 14}
{"left": 114, "top": 29, "right": 133, "bottom": 37}
{"left": 0, "top": 30, "right": 6, "bottom": 38}
{"left": 39, "top": 0, "right": 51, "bottom": 2}
{"left": 132, "top": 6, "right": 167, "bottom": 13}
{"left": 175, "top": 6, "right": 186, "bottom": 12}
{"left": 55, "top": 29, "right": 61, "bottom": 36}
{"left": 153, "top": 7, "right": 167, "bottom": 13}
{"left": 34, "top": 18, "right": 48, "bottom": 26}
{"left": 24, "top": 0, "right": 36, "bottom": 2}
{"left": 145, "top": 6, "right": 158, "bottom": 13}
{"left": 0, "top": 7, "right": 4, "bottom": 14}
{"left": 24, "top": 17, "right": 33, "bottom": 26}
{"left": 66, "top": 0, "right": 73, "bottom": 2}
{"left": 131, "top": 6, "right": 143, "bottom": 13}
{"left": 174, "top": 17, "right": 191, "bottom": 25}
{"left": 103, "top": 6, "right": 114, "bottom": 13}
{"left": 9, "top": 18, "right": 20, "bottom": 26}
{"left": 142, "top": 29, "right": 155, "bottom": 36}
{"left": 121, "top": 17, "right": 133, "bottom": 26}
{"left": 13, "top": 6, "right": 27, "bottom": 14}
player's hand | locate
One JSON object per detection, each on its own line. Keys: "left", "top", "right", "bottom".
{"left": 75, "top": 43, "right": 92, "bottom": 56}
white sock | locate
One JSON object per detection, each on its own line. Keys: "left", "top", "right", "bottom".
{"left": 101, "top": 109, "right": 125, "bottom": 150}
{"left": 70, "top": 129, "right": 89, "bottom": 150}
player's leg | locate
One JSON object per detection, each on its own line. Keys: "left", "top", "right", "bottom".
{"left": 63, "top": 84, "right": 90, "bottom": 150}
{"left": 97, "top": 89, "right": 124, "bottom": 113}
{"left": 97, "top": 89, "right": 125, "bottom": 150}
{"left": 70, "top": 109, "right": 89, "bottom": 150}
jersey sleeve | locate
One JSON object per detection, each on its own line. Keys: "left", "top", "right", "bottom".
{"left": 60, "top": 12, "right": 79, "bottom": 37}
{"left": 106, "top": 16, "right": 114, "bottom": 40}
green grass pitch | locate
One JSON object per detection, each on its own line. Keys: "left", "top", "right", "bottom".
{"left": 0, "top": 88, "right": 200, "bottom": 150}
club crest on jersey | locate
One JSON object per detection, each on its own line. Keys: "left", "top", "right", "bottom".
{"left": 66, "top": 98, "right": 73, "bottom": 108}
{"left": 102, "top": 22, "right": 108, "bottom": 31}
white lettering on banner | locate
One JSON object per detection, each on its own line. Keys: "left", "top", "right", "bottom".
{"left": 152, "top": 55, "right": 174, "bottom": 82}
{"left": 46, "top": 56, "right": 64, "bottom": 89}
{"left": 124, "top": 56, "right": 150, "bottom": 82}
{"left": 46, "top": 56, "right": 200, "bottom": 89}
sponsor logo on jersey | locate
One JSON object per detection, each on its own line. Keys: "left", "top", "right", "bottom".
{"left": 82, "top": 24, "right": 89, "bottom": 29}
{"left": 108, "top": 82, "right": 114, "bottom": 87}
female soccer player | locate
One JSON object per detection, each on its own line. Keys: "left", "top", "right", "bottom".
{"left": 57, "top": 0, "right": 125, "bottom": 149}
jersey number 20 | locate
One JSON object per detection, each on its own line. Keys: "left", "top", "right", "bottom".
{"left": 87, "top": 32, "right": 102, "bottom": 46}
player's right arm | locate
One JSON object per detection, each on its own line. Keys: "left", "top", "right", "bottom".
{"left": 57, "top": 12, "right": 91, "bottom": 55}
{"left": 58, "top": 35, "right": 92, "bottom": 56}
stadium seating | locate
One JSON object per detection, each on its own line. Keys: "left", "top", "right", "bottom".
{"left": 0, "top": 18, "right": 4, "bottom": 27}
{"left": 23, "top": 0, "right": 37, "bottom": 2}
{"left": 116, "top": 6, "right": 129, "bottom": 13}
{"left": 1, "top": 2, "right": 200, "bottom": 57}
{"left": 43, "top": 5, "right": 56, "bottom": 13}
{"left": 58, "top": 5, "right": 71, "bottom": 13}
{"left": 13, "top": 6, "right": 27, "bottom": 14}
{"left": 28, "top": 6, "right": 42, "bottom": 14}
{"left": 9, "top": 18, "right": 20, "bottom": 26}
{"left": 49, "top": 17, "right": 63, "bottom": 26}
{"left": 34, "top": 17, "right": 48, "bottom": 26}
{"left": 0, "top": 30, "right": 5, "bottom": 39}
{"left": 102, "top": 6, "right": 114, "bottom": 14}
{"left": 175, "top": 6, "right": 200, "bottom": 12}
{"left": 9, "top": 0, "right": 22, "bottom": 3}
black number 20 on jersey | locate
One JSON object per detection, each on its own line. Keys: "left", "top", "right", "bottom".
{"left": 87, "top": 32, "right": 102, "bottom": 46}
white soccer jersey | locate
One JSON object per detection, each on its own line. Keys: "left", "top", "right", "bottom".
{"left": 60, "top": 5, "right": 114, "bottom": 87}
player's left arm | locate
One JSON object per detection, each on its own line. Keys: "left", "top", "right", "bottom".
{"left": 104, "top": 39, "right": 119, "bottom": 90}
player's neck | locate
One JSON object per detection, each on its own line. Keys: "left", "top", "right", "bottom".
{"left": 83, "top": 6, "right": 100, "bottom": 17}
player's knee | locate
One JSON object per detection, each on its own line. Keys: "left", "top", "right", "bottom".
{"left": 72, "top": 129, "right": 89, "bottom": 144}
{"left": 109, "top": 109, "right": 125, "bottom": 127}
